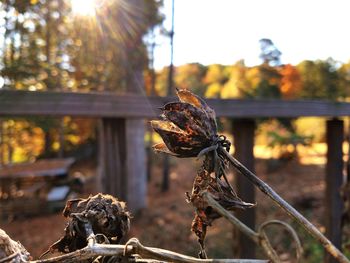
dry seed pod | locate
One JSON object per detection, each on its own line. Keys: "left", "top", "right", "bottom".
{"left": 151, "top": 89, "right": 218, "bottom": 158}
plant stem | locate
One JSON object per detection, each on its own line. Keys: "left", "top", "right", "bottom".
{"left": 33, "top": 238, "right": 268, "bottom": 263}
{"left": 220, "top": 146, "right": 350, "bottom": 263}
{"left": 203, "top": 192, "right": 281, "bottom": 263}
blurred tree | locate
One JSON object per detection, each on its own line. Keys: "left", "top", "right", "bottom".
{"left": 220, "top": 60, "right": 261, "bottom": 99}
{"left": 297, "top": 59, "right": 344, "bottom": 100}
{"left": 66, "top": 0, "right": 163, "bottom": 92}
{"left": 204, "top": 64, "right": 229, "bottom": 98}
{"left": 259, "top": 38, "right": 282, "bottom": 67}
{"left": 254, "top": 39, "right": 282, "bottom": 99}
{"left": 205, "top": 82, "right": 222, "bottom": 98}
{"left": 0, "top": 0, "right": 163, "bottom": 161}
{"left": 155, "top": 66, "right": 169, "bottom": 96}
{"left": 254, "top": 64, "right": 281, "bottom": 99}
{"left": 279, "top": 64, "right": 302, "bottom": 99}
{"left": 337, "top": 60, "right": 350, "bottom": 98}
{"left": 0, "top": 0, "right": 72, "bottom": 90}
{"left": 204, "top": 64, "right": 229, "bottom": 85}
{"left": 1, "top": 0, "right": 163, "bottom": 91}
{"left": 174, "top": 63, "right": 207, "bottom": 96}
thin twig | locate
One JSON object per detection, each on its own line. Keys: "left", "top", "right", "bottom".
{"left": 219, "top": 146, "right": 350, "bottom": 263}
{"left": 0, "top": 252, "right": 20, "bottom": 263}
{"left": 125, "top": 238, "right": 269, "bottom": 263}
{"left": 258, "top": 220, "right": 303, "bottom": 261}
{"left": 203, "top": 191, "right": 282, "bottom": 263}
{"left": 32, "top": 238, "right": 268, "bottom": 263}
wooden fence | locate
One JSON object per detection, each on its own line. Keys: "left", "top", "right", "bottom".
{"left": 0, "top": 90, "right": 348, "bottom": 262}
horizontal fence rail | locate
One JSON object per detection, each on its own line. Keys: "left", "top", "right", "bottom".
{"left": 1, "top": 90, "right": 350, "bottom": 118}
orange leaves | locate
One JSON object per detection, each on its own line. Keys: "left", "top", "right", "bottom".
{"left": 279, "top": 64, "right": 302, "bottom": 99}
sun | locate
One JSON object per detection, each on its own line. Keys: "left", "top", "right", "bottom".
{"left": 71, "top": 0, "right": 97, "bottom": 16}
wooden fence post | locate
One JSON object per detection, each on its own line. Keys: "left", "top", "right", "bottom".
{"left": 325, "top": 118, "right": 344, "bottom": 263}
{"left": 232, "top": 119, "right": 256, "bottom": 259}
{"left": 98, "top": 118, "right": 146, "bottom": 213}
{"left": 126, "top": 118, "right": 147, "bottom": 211}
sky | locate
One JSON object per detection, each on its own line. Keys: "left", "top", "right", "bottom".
{"left": 153, "top": 0, "right": 350, "bottom": 69}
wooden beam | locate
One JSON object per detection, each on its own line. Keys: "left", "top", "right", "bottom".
{"left": 0, "top": 90, "right": 159, "bottom": 118}
{"left": 325, "top": 119, "right": 344, "bottom": 263}
{"left": 232, "top": 119, "right": 256, "bottom": 259}
{"left": 3, "top": 90, "right": 350, "bottom": 118}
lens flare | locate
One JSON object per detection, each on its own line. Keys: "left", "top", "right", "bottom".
{"left": 71, "top": 0, "right": 96, "bottom": 16}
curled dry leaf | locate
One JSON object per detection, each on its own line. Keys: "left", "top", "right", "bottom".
{"left": 44, "top": 193, "right": 130, "bottom": 256}
{"left": 151, "top": 89, "right": 254, "bottom": 258}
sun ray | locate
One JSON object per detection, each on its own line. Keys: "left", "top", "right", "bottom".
{"left": 71, "top": 0, "right": 96, "bottom": 16}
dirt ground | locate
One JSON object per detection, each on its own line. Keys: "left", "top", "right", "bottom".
{"left": 0, "top": 156, "right": 330, "bottom": 261}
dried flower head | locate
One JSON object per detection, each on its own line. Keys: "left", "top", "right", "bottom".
{"left": 151, "top": 89, "right": 219, "bottom": 158}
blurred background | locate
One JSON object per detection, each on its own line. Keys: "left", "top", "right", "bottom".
{"left": 0, "top": 0, "right": 350, "bottom": 262}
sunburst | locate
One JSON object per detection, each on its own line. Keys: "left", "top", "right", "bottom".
{"left": 71, "top": 0, "right": 96, "bottom": 16}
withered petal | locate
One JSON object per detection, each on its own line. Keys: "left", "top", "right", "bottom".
{"left": 208, "top": 180, "right": 256, "bottom": 210}
{"left": 163, "top": 102, "right": 215, "bottom": 137}
{"left": 152, "top": 142, "right": 179, "bottom": 157}
{"left": 176, "top": 89, "right": 217, "bottom": 131}
{"left": 150, "top": 120, "right": 185, "bottom": 134}
{"left": 177, "top": 89, "right": 203, "bottom": 108}
{"left": 165, "top": 111, "right": 209, "bottom": 138}
{"left": 153, "top": 127, "right": 208, "bottom": 157}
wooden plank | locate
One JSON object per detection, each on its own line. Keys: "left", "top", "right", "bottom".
{"left": 96, "top": 119, "right": 105, "bottom": 193}
{"left": 325, "top": 119, "right": 344, "bottom": 263}
{"left": 3, "top": 90, "right": 350, "bottom": 117}
{"left": 0, "top": 158, "right": 75, "bottom": 178}
{"left": 125, "top": 119, "right": 147, "bottom": 211}
{"left": 0, "top": 90, "right": 158, "bottom": 118}
{"left": 99, "top": 118, "right": 126, "bottom": 199}
{"left": 232, "top": 119, "right": 256, "bottom": 259}
{"left": 98, "top": 118, "right": 146, "bottom": 212}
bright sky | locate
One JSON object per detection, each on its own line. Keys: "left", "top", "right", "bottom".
{"left": 154, "top": 0, "right": 350, "bottom": 69}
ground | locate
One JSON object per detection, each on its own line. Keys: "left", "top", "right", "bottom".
{"left": 0, "top": 153, "right": 335, "bottom": 262}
